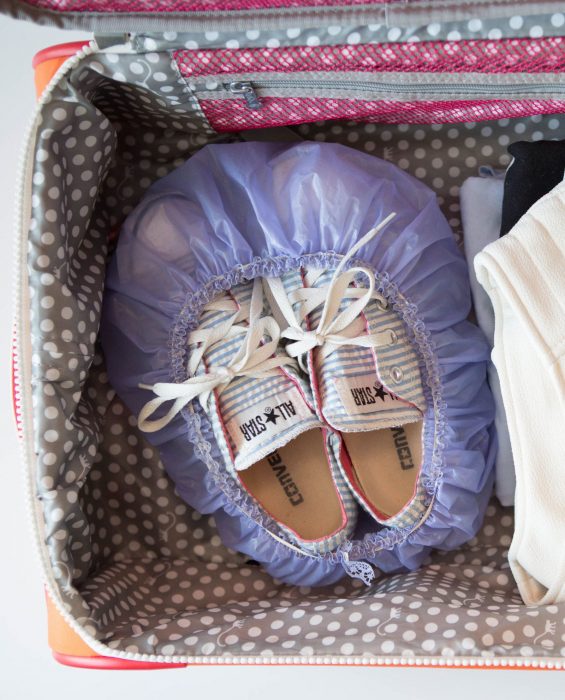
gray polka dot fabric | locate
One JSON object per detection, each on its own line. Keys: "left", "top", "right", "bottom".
{"left": 18, "top": 12, "right": 565, "bottom": 665}
{"left": 132, "top": 13, "right": 565, "bottom": 53}
{"left": 295, "top": 114, "right": 565, "bottom": 244}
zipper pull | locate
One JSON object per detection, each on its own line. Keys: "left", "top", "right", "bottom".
{"left": 227, "top": 81, "right": 263, "bottom": 110}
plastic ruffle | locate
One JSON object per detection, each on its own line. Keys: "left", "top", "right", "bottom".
{"left": 100, "top": 141, "right": 495, "bottom": 586}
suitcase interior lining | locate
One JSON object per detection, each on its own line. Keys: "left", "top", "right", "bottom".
{"left": 126, "top": 13, "right": 565, "bottom": 54}
{"left": 26, "top": 48, "right": 565, "bottom": 661}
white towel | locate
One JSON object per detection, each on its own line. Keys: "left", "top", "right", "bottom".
{"left": 460, "top": 174, "right": 515, "bottom": 506}
{"left": 475, "top": 181, "right": 565, "bottom": 605}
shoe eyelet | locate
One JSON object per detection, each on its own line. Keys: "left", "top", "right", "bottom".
{"left": 388, "top": 329, "right": 398, "bottom": 345}
{"left": 376, "top": 297, "right": 389, "bottom": 311}
{"left": 390, "top": 366, "right": 403, "bottom": 383}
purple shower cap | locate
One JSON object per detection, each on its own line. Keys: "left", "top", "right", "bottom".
{"left": 100, "top": 141, "right": 495, "bottom": 586}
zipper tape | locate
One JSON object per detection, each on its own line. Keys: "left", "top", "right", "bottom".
{"left": 192, "top": 72, "right": 565, "bottom": 108}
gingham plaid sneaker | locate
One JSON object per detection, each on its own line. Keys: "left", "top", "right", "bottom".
{"left": 264, "top": 214, "right": 429, "bottom": 530}
{"left": 137, "top": 277, "right": 357, "bottom": 555}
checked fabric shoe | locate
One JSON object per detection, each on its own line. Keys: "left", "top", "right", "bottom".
{"left": 264, "top": 214, "right": 429, "bottom": 530}
{"left": 137, "top": 277, "right": 357, "bottom": 554}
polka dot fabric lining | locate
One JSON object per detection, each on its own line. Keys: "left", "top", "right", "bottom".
{"left": 80, "top": 386, "right": 242, "bottom": 570}
{"left": 70, "top": 505, "right": 565, "bottom": 659}
{"left": 133, "top": 14, "right": 565, "bottom": 53}
{"left": 23, "top": 28, "right": 565, "bottom": 661}
{"left": 29, "top": 50, "right": 220, "bottom": 628}
{"left": 293, "top": 114, "right": 563, "bottom": 239}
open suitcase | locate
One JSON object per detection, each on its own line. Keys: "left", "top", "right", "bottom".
{"left": 6, "top": 0, "right": 565, "bottom": 670}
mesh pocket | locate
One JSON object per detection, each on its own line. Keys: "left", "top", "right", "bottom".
{"left": 199, "top": 96, "right": 565, "bottom": 131}
{"left": 23, "top": 0, "right": 393, "bottom": 11}
{"left": 175, "top": 38, "right": 565, "bottom": 78}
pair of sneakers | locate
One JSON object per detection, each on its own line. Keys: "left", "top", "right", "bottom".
{"left": 138, "top": 216, "right": 428, "bottom": 556}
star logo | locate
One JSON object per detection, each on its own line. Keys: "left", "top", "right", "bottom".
{"left": 373, "top": 383, "right": 389, "bottom": 402}
{"left": 264, "top": 407, "right": 280, "bottom": 425}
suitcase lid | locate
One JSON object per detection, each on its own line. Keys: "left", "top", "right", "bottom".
{"left": 2, "top": 0, "right": 561, "bottom": 34}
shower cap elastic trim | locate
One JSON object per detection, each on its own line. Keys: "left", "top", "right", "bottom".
{"left": 169, "top": 253, "right": 445, "bottom": 567}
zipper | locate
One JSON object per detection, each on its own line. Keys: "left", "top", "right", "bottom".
{"left": 11, "top": 37, "right": 123, "bottom": 663}
{"left": 14, "top": 48, "right": 565, "bottom": 671}
{"left": 12, "top": 334, "right": 22, "bottom": 437}
{"left": 217, "top": 76, "right": 565, "bottom": 107}
{"left": 228, "top": 80, "right": 264, "bottom": 109}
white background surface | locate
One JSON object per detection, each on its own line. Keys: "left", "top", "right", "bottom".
{"left": 0, "top": 12, "right": 563, "bottom": 698}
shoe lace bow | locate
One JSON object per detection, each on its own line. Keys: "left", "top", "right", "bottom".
{"left": 138, "top": 277, "right": 295, "bottom": 432}
{"left": 264, "top": 212, "right": 397, "bottom": 370}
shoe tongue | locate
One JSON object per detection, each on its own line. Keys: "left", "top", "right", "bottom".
{"left": 300, "top": 269, "right": 426, "bottom": 433}
{"left": 220, "top": 377, "right": 322, "bottom": 472}
{"left": 198, "top": 280, "right": 323, "bottom": 471}
{"left": 326, "top": 371, "right": 422, "bottom": 432}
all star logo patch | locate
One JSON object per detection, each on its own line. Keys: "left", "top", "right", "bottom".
{"left": 240, "top": 400, "right": 298, "bottom": 442}
{"left": 335, "top": 373, "right": 402, "bottom": 415}
{"left": 224, "top": 386, "right": 313, "bottom": 457}
{"left": 350, "top": 382, "right": 398, "bottom": 407}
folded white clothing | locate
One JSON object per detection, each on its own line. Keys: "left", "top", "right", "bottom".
{"left": 460, "top": 174, "right": 515, "bottom": 506}
{"left": 475, "top": 181, "right": 565, "bottom": 606}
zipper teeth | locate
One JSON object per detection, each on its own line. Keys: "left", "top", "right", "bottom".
{"left": 205, "top": 77, "right": 565, "bottom": 98}
{"left": 12, "top": 336, "right": 23, "bottom": 437}
{"left": 253, "top": 79, "right": 565, "bottom": 95}
{"left": 14, "top": 49, "right": 565, "bottom": 671}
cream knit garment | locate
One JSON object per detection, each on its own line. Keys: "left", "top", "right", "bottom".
{"left": 475, "top": 181, "right": 565, "bottom": 606}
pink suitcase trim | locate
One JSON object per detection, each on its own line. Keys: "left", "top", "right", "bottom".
{"left": 52, "top": 651, "right": 187, "bottom": 670}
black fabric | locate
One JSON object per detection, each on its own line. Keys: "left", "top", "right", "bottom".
{"left": 500, "top": 139, "right": 565, "bottom": 236}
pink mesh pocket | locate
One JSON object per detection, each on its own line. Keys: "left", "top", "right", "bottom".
{"left": 175, "top": 38, "right": 565, "bottom": 78}
{"left": 22, "top": 0, "right": 403, "bottom": 12}
{"left": 200, "top": 96, "right": 565, "bottom": 131}
{"left": 178, "top": 38, "right": 565, "bottom": 129}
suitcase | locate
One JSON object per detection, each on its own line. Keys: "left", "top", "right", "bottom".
{"left": 6, "top": 0, "right": 565, "bottom": 670}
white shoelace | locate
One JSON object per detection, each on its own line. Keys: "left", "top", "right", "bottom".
{"left": 263, "top": 212, "right": 397, "bottom": 370}
{"left": 138, "top": 277, "right": 296, "bottom": 433}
